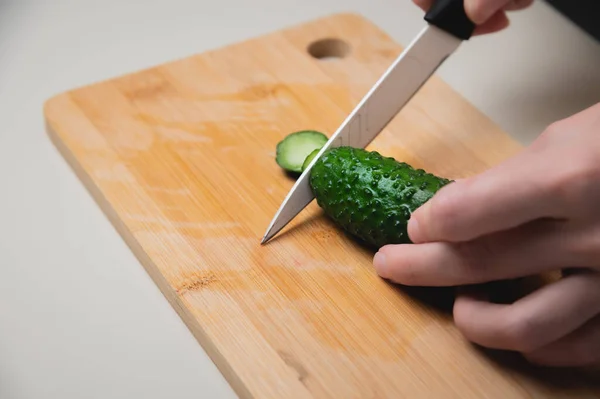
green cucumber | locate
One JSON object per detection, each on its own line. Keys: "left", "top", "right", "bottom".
{"left": 301, "top": 148, "right": 321, "bottom": 172}
{"left": 275, "top": 130, "right": 328, "bottom": 173}
{"left": 308, "top": 146, "right": 452, "bottom": 248}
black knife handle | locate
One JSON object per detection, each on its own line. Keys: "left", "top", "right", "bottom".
{"left": 424, "top": 0, "right": 476, "bottom": 40}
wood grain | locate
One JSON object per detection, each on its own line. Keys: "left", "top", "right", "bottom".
{"left": 43, "top": 13, "right": 600, "bottom": 399}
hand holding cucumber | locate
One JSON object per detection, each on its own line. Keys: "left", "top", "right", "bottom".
{"left": 373, "top": 1, "right": 600, "bottom": 367}
{"left": 272, "top": 0, "right": 598, "bottom": 367}
{"left": 374, "top": 103, "right": 600, "bottom": 367}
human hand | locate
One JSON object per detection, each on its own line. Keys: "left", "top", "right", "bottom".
{"left": 373, "top": 102, "right": 600, "bottom": 367}
{"left": 413, "top": 0, "right": 534, "bottom": 35}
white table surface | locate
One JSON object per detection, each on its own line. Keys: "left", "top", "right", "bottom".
{"left": 1, "top": 1, "right": 599, "bottom": 398}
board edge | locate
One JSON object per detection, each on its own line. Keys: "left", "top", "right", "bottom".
{"left": 42, "top": 107, "right": 254, "bottom": 399}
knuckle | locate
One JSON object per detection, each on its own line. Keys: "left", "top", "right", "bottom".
{"left": 539, "top": 120, "right": 564, "bottom": 142}
{"left": 471, "top": 236, "right": 498, "bottom": 260}
{"left": 393, "top": 260, "right": 419, "bottom": 286}
{"left": 544, "top": 154, "right": 599, "bottom": 212}
{"left": 529, "top": 125, "right": 557, "bottom": 152}
{"left": 453, "top": 240, "right": 496, "bottom": 282}
{"left": 537, "top": 122, "right": 600, "bottom": 213}
{"left": 537, "top": 142, "right": 600, "bottom": 212}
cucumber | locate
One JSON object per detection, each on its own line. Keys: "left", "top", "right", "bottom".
{"left": 309, "top": 146, "right": 452, "bottom": 248}
{"left": 275, "top": 130, "right": 328, "bottom": 173}
{"left": 301, "top": 148, "right": 320, "bottom": 172}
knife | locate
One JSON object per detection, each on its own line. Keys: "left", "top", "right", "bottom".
{"left": 261, "top": 0, "right": 475, "bottom": 244}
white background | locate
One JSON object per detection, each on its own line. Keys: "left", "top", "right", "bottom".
{"left": 1, "top": 1, "right": 599, "bottom": 398}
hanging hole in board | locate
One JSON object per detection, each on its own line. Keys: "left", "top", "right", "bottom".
{"left": 307, "top": 38, "right": 351, "bottom": 60}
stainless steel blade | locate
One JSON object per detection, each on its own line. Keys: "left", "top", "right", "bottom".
{"left": 261, "top": 24, "right": 462, "bottom": 244}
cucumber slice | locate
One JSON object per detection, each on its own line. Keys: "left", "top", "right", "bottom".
{"left": 301, "top": 148, "right": 320, "bottom": 172}
{"left": 275, "top": 130, "right": 328, "bottom": 173}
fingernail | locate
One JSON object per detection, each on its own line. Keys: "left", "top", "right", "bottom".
{"left": 408, "top": 201, "right": 429, "bottom": 242}
{"left": 407, "top": 214, "right": 421, "bottom": 242}
{"left": 373, "top": 251, "right": 387, "bottom": 277}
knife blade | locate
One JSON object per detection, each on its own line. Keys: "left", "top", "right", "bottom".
{"left": 261, "top": 0, "right": 475, "bottom": 244}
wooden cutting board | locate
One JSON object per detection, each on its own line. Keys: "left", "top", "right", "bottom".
{"left": 44, "top": 13, "right": 600, "bottom": 399}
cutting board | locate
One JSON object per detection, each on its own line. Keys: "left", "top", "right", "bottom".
{"left": 44, "top": 13, "right": 600, "bottom": 399}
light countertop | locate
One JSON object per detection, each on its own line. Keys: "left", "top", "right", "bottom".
{"left": 1, "top": 1, "right": 599, "bottom": 398}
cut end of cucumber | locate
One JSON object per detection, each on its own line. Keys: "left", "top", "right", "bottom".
{"left": 301, "top": 148, "right": 320, "bottom": 172}
{"left": 275, "top": 130, "right": 328, "bottom": 173}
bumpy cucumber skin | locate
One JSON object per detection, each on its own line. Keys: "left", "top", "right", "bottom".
{"left": 308, "top": 146, "right": 452, "bottom": 248}
{"left": 275, "top": 130, "right": 328, "bottom": 173}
